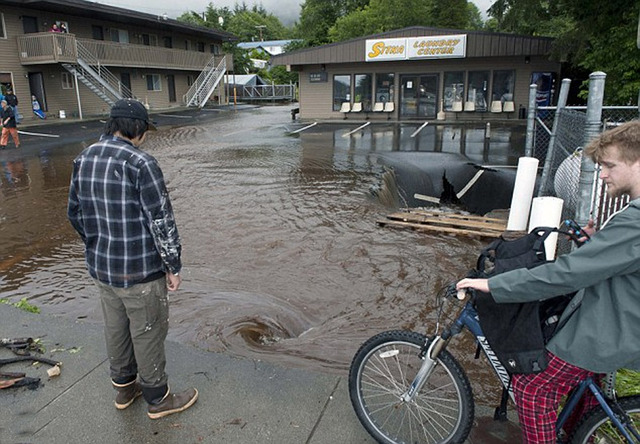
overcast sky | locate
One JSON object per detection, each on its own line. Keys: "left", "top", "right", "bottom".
{"left": 95, "top": 0, "right": 495, "bottom": 26}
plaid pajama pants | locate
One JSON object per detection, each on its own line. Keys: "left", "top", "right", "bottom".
{"left": 512, "top": 351, "right": 603, "bottom": 444}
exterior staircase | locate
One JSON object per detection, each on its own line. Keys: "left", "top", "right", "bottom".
{"left": 183, "top": 55, "right": 227, "bottom": 108}
{"left": 61, "top": 41, "right": 133, "bottom": 107}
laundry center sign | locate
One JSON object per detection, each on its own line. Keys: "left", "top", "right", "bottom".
{"left": 366, "top": 35, "right": 466, "bottom": 62}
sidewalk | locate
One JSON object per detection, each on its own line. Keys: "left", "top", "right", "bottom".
{"left": 0, "top": 304, "right": 522, "bottom": 444}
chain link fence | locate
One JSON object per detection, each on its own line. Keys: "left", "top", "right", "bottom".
{"left": 529, "top": 78, "right": 639, "bottom": 229}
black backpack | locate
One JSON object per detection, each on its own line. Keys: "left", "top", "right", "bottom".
{"left": 472, "top": 227, "right": 573, "bottom": 375}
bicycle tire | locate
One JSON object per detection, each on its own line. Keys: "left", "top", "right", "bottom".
{"left": 570, "top": 395, "right": 640, "bottom": 444}
{"left": 348, "top": 330, "right": 474, "bottom": 444}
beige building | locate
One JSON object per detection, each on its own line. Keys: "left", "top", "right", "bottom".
{"left": 1, "top": 0, "right": 236, "bottom": 122}
{"left": 272, "top": 26, "right": 561, "bottom": 121}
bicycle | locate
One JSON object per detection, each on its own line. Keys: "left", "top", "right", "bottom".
{"left": 348, "top": 284, "right": 640, "bottom": 444}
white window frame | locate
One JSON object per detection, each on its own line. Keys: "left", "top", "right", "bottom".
{"left": 0, "top": 13, "right": 7, "bottom": 39}
{"left": 61, "top": 72, "right": 74, "bottom": 89}
{"left": 146, "top": 74, "right": 162, "bottom": 91}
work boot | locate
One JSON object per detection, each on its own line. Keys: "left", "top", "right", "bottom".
{"left": 147, "top": 387, "right": 199, "bottom": 419}
{"left": 113, "top": 380, "right": 142, "bottom": 410}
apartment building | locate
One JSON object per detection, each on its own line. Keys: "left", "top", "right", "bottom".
{"left": 1, "top": 0, "right": 237, "bottom": 122}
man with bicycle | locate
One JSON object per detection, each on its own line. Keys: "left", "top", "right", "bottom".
{"left": 457, "top": 119, "right": 640, "bottom": 443}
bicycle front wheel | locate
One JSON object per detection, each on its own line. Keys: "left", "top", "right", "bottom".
{"left": 570, "top": 395, "right": 640, "bottom": 444}
{"left": 349, "top": 330, "right": 474, "bottom": 444}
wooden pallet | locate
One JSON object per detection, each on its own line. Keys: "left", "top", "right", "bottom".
{"left": 378, "top": 209, "right": 507, "bottom": 238}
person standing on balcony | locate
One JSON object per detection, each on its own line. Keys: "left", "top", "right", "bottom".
{"left": 50, "top": 23, "right": 62, "bottom": 32}
{"left": 67, "top": 98, "right": 198, "bottom": 419}
{"left": 1, "top": 99, "right": 20, "bottom": 149}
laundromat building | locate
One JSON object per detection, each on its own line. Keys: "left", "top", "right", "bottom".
{"left": 271, "top": 26, "right": 560, "bottom": 121}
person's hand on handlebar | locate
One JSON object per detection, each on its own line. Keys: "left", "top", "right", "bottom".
{"left": 456, "top": 278, "right": 490, "bottom": 294}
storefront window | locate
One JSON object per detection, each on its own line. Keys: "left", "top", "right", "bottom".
{"left": 492, "top": 70, "right": 515, "bottom": 104}
{"left": 333, "top": 75, "right": 351, "bottom": 111}
{"left": 375, "top": 73, "right": 394, "bottom": 104}
{"left": 467, "top": 71, "right": 490, "bottom": 112}
{"left": 354, "top": 74, "right": 372, "bottom": 111}
{"left": 443, "top": 71, "right": 464, "bottom": 111}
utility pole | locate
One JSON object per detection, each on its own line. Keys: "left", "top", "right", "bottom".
{"left": 255, "top": 25, "right": 266, "bottom": 41}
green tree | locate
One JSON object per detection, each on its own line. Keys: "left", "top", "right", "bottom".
{"left": 487, "top": 0, "right": 640, "bottom": 104}
{"left": 432, "top": 0, "right": 469, "bottom": 29}
{"left": 328, "top": 0, "right": 435, "bottom": 42}
{"left": 296, "top": 0, "right": 347, "bottom": 46}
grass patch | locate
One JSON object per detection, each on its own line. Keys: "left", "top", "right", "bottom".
{"left": 616, "top": 369, "right": 640, "bottom": 396}
{"left": 0, "top": 297, "right": 41, "bottom": 314}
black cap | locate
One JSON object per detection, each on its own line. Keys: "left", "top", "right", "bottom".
{"left": 110, "top": 99, "right": 156, "bottom": 130}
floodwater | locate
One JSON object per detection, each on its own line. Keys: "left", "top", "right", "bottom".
{"left": 0, "top": 106, "right": 526, "bottom": 404}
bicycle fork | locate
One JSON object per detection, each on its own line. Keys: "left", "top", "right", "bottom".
{"left": 400, "top": 333, "right": 451, "bottom": 403}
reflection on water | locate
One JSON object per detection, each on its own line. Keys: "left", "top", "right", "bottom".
{"left": 0, "top": 108, "right": 527, "bottom": 404}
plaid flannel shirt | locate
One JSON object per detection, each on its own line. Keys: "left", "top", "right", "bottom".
{"left": 68, "top": 135, "right": 181, "bottom": 288}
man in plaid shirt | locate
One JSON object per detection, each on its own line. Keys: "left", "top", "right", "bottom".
{"left": 68, "top": 98, "right": 198, "bottom": 419}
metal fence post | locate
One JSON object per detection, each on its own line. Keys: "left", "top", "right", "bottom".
{"left": 575, "top": 72, "right": 606, "bottom": 226}
{"left": 538, "top": 78, "right": 571, "bottom": 196}
{"left": 524, "top": 84, "right": 538, "bottom": 157}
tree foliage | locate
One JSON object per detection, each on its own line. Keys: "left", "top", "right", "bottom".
{"left": 487, "top": 0, "right": 640, "bottom": 104}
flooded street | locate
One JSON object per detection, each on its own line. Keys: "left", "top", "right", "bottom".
{"left": 0, "top": 106, "right": 526, "bottom": 404}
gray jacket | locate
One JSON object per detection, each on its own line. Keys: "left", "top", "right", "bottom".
{"left": 489, "top": 198, "right": 640, "bottom": 373}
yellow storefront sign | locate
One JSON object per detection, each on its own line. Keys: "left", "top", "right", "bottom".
{"left": 366, "top": 35, "right": 466, "bottom": 62}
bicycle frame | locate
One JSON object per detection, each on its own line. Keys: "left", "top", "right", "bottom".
{"left": 410, "top": 297, "right": 640, "bottom": 442}
{"left": 557, "top": 377, "right": 640, "bottom": 442}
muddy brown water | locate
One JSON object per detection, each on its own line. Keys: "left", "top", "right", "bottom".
{"left": 0, "top": 106, "right": 527, "bottom": 405}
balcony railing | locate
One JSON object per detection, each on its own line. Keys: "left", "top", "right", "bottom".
{"left": 17, "top": 33, "right": 229, "bottom": 71}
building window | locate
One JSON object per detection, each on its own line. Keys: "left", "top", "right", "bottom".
{"left": 0, "top": 13, "right": 7, "bottom": 39}
{"left": 163, "top": 36, "right": 172, "bottom": 48}
{"left": 197, "top": 42, "right": 205, "bottom": 52}
{"left": 333, "top": 75, "right": 351, "bottom": 111}
{"left": 468, "top": 71, "right": 490, "bottom": 112}
{"left": 374, "top": 73, "right": 394, "bottom": 104}
{"left": 443, "top": 71, "right": 464, "bottom": 111}
{"left": 185, "top": 40, "right": 191, "bottom": 51}
{"left": 61, "top": 72, "right": 74, "bottom": 89}
{"left": 187, "top": 75, "right": 194, "bottom": 87}
{"left": 146, "top": 74, "right": 161, "bottom": 91}
{"left": 210, "top": 44, "right": 221, "bottom": 55}
{"left": 110, "top": 28, "right": 129, "bottom": 43}
{"left": 492, "top": 69, "right": 515, "bottom": 104}
{"left": 141, "top": 34, "right": 158, "bottom": 46}
{"left": 92, "top": 25, "right": 104, "bottom": 40}
{"left": 354, "top": 74, "right": 372, "bottom": 111}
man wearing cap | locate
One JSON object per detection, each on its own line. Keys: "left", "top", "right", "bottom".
{"left": 67, "top": 98, "right": 198, "bottom": 419}
{"left": 4, "top": 89, "right": 20, "bottom": 124}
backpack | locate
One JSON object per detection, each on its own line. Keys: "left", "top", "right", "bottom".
{"left": 472, "top": 227, "right": 573, "bottom": 375}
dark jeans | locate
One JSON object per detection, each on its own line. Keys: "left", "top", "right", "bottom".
{"left": 95, "top": 276, "right": 169, "bottom": 398}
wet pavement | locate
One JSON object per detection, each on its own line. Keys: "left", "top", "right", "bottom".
{"left": 1, "top": 105, "right": 527, "bottom": 442}
{"left": 0, "top": 303, "right": 523, "bottom": 443}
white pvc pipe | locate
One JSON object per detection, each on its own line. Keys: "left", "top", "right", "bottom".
{"left": 506, "top": 157, "right": 539, "bottom": 231}
{"left": 528, "top": 196, "right": 564, "bottom": 260}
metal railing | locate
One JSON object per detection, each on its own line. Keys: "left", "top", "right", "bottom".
{"left": 17, "top": 32, "right": 77, "bottom": 64}
{"left": 183, "top": 55, "right": 228, "bottom": 107}
{"left": 75, "top": 41, "right": 132, "bottom": 99}
{"left": 240, "top": 84, "right": 296, "bottom": 100}
{"left": 17, "top": 33, "right": 222, "bottom": 71}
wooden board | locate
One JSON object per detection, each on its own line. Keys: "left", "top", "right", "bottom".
{"left": 378, "top": 209, "right": 507, "bottom": 238}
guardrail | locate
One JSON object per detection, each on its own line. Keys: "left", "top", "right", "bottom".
{"left": 17, "top": 33, "right": 224, "bottom": 71}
